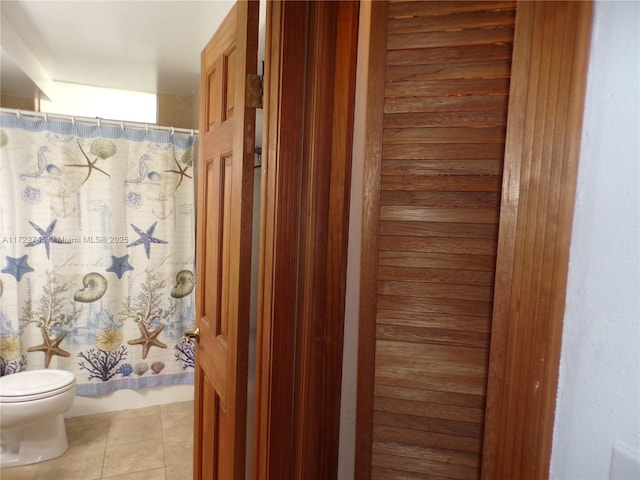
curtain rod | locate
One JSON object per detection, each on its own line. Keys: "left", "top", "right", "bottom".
{"left": 0, "top": 107, "right": 199, "bottom": 137}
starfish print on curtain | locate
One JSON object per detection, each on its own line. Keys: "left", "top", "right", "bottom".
{"left": 64, "top": 140, "right": 111, "bottom": 185}
{"left": 106, "top": 254, "right": 134, "bottom": 279}
{"left": 127, "top": 323, "right": 168, "bottom": 359}
{"left": 27, "top": 328, "right": 71, "bottom": 368}
{"left": 126, "top": 222, "right": 168, "bottom": 259}
{"left": 1, "top": 255, "right": 34, "bottom": 281}
{"left": 164, "top": 151, "right": 192, "bottom": 189}
{"left": 24, "top": 219, "right": 70, "bottom": 259}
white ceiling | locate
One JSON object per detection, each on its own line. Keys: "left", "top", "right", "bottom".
{"left": 0, "top": 0, "right": 238, "bottom": 99}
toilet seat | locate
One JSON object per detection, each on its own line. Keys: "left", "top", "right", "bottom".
{"left": 0, "top": 370, "right": 75, "bottom": 403}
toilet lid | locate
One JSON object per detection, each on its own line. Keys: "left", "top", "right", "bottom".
{"left": 0, "top": 369, "right": 75, "bottom": 398}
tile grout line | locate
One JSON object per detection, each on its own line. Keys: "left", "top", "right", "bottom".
{"left": 98, "top": 414, "right": 111, "bottom": 480}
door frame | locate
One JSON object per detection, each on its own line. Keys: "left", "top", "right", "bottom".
{"left": 353, "top": 1, "right": 594, "bottom": 479}
{"left": 253, "top": 1, "right": 359, "bottom": 479}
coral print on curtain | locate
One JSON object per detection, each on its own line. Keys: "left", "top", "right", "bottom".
{"left": 0, "top": 111, "right": 196, "bottom": 395}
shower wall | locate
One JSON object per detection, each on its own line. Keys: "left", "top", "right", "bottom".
{"left": 157, "top": 93, "right": 196, "bottom": 130}
{"left": 67, "top": 384, "right": 194, "bottom": 417}
{"left": 0, "top": 93, "right": 36, "bottom": 111}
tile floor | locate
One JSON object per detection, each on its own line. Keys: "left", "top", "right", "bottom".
{"left": 1, "top": 401, "right": 193, "bottom": 480}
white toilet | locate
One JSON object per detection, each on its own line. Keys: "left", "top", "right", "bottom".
{"left": 0, "top": 369, "right": 76, "bottom": 467}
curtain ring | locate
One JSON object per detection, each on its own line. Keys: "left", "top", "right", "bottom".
{"left": 121, "top": 121, "right": 125, "bottom": 131}
{"left": 16, "top": 110, "right": 21, "bottom": 119}
{"left": 146, "top": 124, "right": 149, "bottom": 133}
{"left": 97, "top": 118, "right": 102, "bottom": 128}
{"left": 44, "top": 113, "right": 48, "bottom": 122}
{"left": 72, "top": 116, "right": 76, "bottom": 126}
{"left": 171, "top": 127, "right": 175, "bottom": 135}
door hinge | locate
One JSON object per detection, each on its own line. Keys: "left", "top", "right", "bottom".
{"left": 246, "top": 74, "right": 263, "bottom": 109}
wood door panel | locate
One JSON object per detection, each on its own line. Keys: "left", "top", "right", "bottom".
{"left": 372, "top": 457, "right": 479, "bottom": 480}
{"left": 383, "top": 159, "right": 504, "bottom": 176}
{"left": 379, "top": 280, "right": 493, "bottom": 302}
{"left": 385, "top": 78, "right": 510, "bottom": 98}
{"left": 386, "top": 44, "right": 514, "bottom": 67}
{"left": 218, "top": 154, "right": 234, "bottom": 339}
{"left": 375, "top": 384, "right": 486, "bottom": 409}
{"left": 378, "top": 236, "right": 497, "bottom": 256}
{"left": 387, "top": 1, "right": 517, "bottom": 18}
{"left": 381, "top": 175, "right": 503, "bottom": 192}
{"left": 377, "top": 310, "right": 490, "bottom": 333}
{"left": 377, "top": 295, "right": 494, "bottom": 317}
{"left": 388, "top": 25, "right": 515, "bottom": 50}
{"left": 195, "top": 2, "right": 257, "bottom": 479}
{"left": 376, "top": 340, "right": 489, "bottom": 369}
{"left": 376, "top": 324, "right": 489, "bottom": 350}
{"left": 383, "top": 143, "right": 505, "bottom": 160}
{"left": 383, "top": 127, "right": 506, "bottom": 145}
{"left": 201, "top": 373, "right": 217, "bottom": 479}
{"left": 384, "top": 110, "right": 508, "bottom": 128}
{"left": 375, "top": 410, "right": 483, "bottom": 439}
{"left": 386, "top": 61, "right": 512, "bottom": 84}
{"left": 379, "top": 251, "right": 497, "bottom": 271}
{"left": 198, "top": 321, "right": 228, "bottom": 398}
{"left": 373, "top": 371, "right": 488, "bottom": 399}
{"left": 388, "top": 8, "right": 516, "bottom": 34}
{"left": 223, "top": 45, "right": 237, "bottom": 122}
{"left": 373, "top": 425, "right": 483, "bottom": 454}
{"left": 373, "top": 443, "right": 481, "bottom": 473}
{"left": 385, "top": 95, "right": 509, "bottom": 115}
{"left": 377, "top": 316, "right": 490, "bottom": 344}
{"left": 200, "top": 377, "right": 231, "bottom": 479}
{"left": 380, "top": 191, "right": 501, "bottom": 208}
{"left": 358, "top": 1, "right": 591, "bottom": 477}
{"left": 378, "top": 266, "right": 495, "bottom": 286}
{"left": 375, "top": 312, "right": 490, "bottom": 331}
{"left": 380, "top": 206, "right": 500, "bottom": 223}
{"left": 357, "top": 10, "right": 515, "bottom": 477}
{"left": 202, "top": 160, "right": 220, "bottom": 320}
{"left": 374, "top": 395, "right": 485, "bottom": 424}
{"left": 381, "top": 191, "right": 501, "bottom": 210}
{"left": 206, "top": 67, "right": 220, "bottom": 131}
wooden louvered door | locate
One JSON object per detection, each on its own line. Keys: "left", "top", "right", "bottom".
{"left": 356, "top": 1, "right": 516, "bottom": 478}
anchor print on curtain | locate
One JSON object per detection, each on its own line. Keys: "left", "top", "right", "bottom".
{"left": 0, "top": 111, "right": 196, "bottom": 395}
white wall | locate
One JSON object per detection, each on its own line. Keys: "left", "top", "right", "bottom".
{"left": 67, "top": 384, "right": 194, "bottom": 417}
{"left": 550, "top": 1, "right": 640, "bottom": 479}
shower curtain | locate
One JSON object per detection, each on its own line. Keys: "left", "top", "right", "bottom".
{"left": 0, "top": 110, "right": 196, "bottom": 395}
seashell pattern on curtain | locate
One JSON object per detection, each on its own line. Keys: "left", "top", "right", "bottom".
{"left": 0, "top": 111, "right": 196, "bottom": 395}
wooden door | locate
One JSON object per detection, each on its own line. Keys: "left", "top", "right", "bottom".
{"left": 355, "top": 1, "right": 593, "bottom": 479}
{"left": 194, "top": 2, "right": 258, "bottom": 479}
{"left": 356, "top": 1, "right": 516, "bottom": 478}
